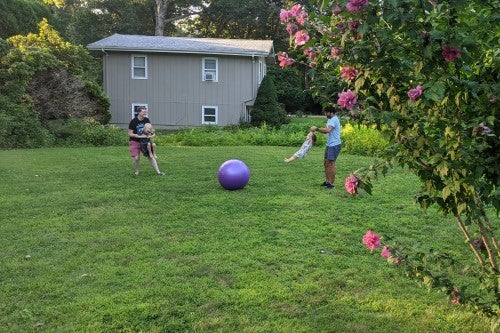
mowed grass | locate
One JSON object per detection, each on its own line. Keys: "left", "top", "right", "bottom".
{"left": 0, "top": 146, "right": 491, "bottom": 332}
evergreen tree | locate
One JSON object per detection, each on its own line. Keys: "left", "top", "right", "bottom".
{"left": 251, "top": 75, "right": 287, "bottom": 128}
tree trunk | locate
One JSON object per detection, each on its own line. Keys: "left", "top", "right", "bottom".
{"left": 154, "top": 0, "right": 169, "bottom": 36}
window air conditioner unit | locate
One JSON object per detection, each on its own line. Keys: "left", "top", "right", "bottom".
{"left": 204, "top": 73, "right": 214, "bottom": 81}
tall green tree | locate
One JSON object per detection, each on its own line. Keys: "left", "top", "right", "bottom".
{"left": 0, "top": 0, "right": 53, "bottom": 39}
{"left": 185, "top": 0, "right": 292, "bottom": 51}
{"left": 251, "top": 74, "right": 287, "bottom": 128}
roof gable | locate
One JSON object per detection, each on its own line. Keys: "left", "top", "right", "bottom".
{"left": 87, "top": 34, "right": 274, "bottom": 58}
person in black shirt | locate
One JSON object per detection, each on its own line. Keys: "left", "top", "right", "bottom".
{"left": 127, "top": 107, "right": 165, "bottom": 176}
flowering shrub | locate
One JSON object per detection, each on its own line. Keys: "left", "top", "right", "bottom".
{"left": 280, "top": 0, "right": 499, "bottom": 320}
{"left": 360, "top": 230, "right": 479, "bottom": 307}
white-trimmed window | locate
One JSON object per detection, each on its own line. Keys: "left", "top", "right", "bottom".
{"left": 131, "top": 103, "right": 148, "bottom": 118}
{"left": 202, "top": 106, "right": 218, "bottom": 124}
{"left": 132, "top": 55, "right": 147, "bottom": 79}
{"left": 202, "top": 58, "right": 218, "bottom": 82}
{"left": 258, "top": 60, "right": 265, "bottom": 84}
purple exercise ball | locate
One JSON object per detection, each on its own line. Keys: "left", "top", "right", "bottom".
{"left": 218, "top": 159, "right": 250, "bottom": 190}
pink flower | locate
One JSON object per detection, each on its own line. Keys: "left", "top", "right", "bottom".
{"left": 294, "top": 30, "right": 310, "bottom": 46}
{"left": 344, "top": 174, "right": 360, "bottom": 195}
{"left": 363, "top": 230, "right": 381, "bottom": 251}
{"left": 286, "top": 22, "right": 298, "bottom": 35}
{"left": 407, "top": 85, "right": 423, "bottom": 101}
{"left": 341, "top": 66, "right": 358, "bottom": 81}
{"left": 442, "top": 45, "right": 461, "bottom": 62}
{"left": 337, "top": 90, "right": 357, "bottom": 110}
{"left": 277, "top": 52, "right": 294, "bottom": 68}
{"left": 452, "top": 296, "right": 459, "bottom": 304}
{"left": 331, "top": 47, "right": 341, "bottom": 58}
{"left": 346, "top": 0, "right": 369, "bottom": 13}
{"left": 280, "top": 9, "right": 290, "bottom": 21}
{"left": 289, "top": 4, "right": 303, "bottom": 16}
{"left": 296, "top": 11, "right": 308, "bottom": 26}
{"left": 304, "top": 47, "right": 317, "bottom": 60}
{"left": 348, "top": 20, "right": 360, "bottom": 31}
{"left": 332, "top": 4, "right": 342, "bottom": 15}
{"left": 381, "top": 246, "right": 392, "bottom": 259}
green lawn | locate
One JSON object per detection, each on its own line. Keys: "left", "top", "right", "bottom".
{"left": 0, "top": 146, "right": 492, "bottom": 332}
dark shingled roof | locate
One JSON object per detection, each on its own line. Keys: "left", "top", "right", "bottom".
{"left": 87, "top": 34, "right": 274, "bottom": 57}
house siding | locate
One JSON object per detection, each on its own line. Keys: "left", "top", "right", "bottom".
{"left": 103, "top": 51, "right": 264, "bottom": 129}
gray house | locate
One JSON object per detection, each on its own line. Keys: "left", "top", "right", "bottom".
{"left": 87, "top": 34, "right": 275, "bottom": 129}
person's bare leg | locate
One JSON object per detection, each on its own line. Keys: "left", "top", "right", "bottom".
{"left": 152, "top": 143, "right": 157, "bottom": 159}
{"left": 325, "top": 159, "right": 335, "bottom": 184}
{"left": 147, "top": 142, "right": 154, "bottom": 158}
{"left": 284, "top": 155, "right": 297, "bottom": 163}
{"left": 149, "top": 157, "right": 164, "bottom": 175}
{"left": 133, "top": 155, "right": 140, "bottom": 176}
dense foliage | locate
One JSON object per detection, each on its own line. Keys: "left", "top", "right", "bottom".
{"left": 250, "top": 74, "right": 288, "bottom": 128}
{"left": 0, "top": 20, "right": 110, "bottom": 148}
{"left": 279, "top": 0, "right": 498, "bottom": 318}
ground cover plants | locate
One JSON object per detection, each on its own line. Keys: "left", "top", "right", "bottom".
{"left": 0, "top": 145, "right": 493, "bottom": 332}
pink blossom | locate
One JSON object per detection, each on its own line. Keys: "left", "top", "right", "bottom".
{"left": 332, "top": 4, "right": 342, "bottom": 15}
{"left": 363, "top": 230, "right": 381, "bottom": 251}
{"left": 294, "top": 30, "right": 310, "bottom": 46}
{"left": 337, "top": 90, "right": 357, "bottom": 110}
{"left": 407, "top": 85, "right": 423, "bottom": 101}
{"left": 277, "top": 52, "right": 294, "bottom": 68}
{"left": 289, "top": 4, "right": 303, "bottom": 16}
{"left": 304, "top": 47, "right": 317, "bottom": 60}
{"left": 452, "top": 296, "right": 459, "bottom": 304}
{"left": 344, "top": 174, "right": 360, "bottom": 195}
{"left": 296, "top": 11, "right": 308, "bottom": 26}
{"left": 279, "top": 9, "right": 292, "bottom": 22}
{"left": 348, "top": 20, "right": 359, "bottom": 31}
{"left": 341, "top": 66, "right": 358, "bottom": 81}
{"left": 442, "top": 45, "right": 461, "bottom": 62}
{"left": 331, "top": 47, "right": 341, "bottom": 58}
{"left": 286, "top": 22, "right": 298, "bottom": 35}
{"left": 381, "top": 246, "right": 392, "bottom": 259}
{"left": 346, "top": 0, "right": 369, "bottom": 13}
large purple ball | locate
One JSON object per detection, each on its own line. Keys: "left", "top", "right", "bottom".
{"left": 218, "top": 159, "right": 250, "bottom": 190}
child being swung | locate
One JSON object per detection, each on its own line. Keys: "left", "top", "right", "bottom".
{"left": 284, "top": 131, "right": 317, "bottom": 163}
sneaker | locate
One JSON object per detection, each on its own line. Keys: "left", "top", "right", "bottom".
{"left": 324, "top": 182, "right": 334, "bottom": 189}
{"left": 320, "top": 181, "right": 328, "bottom": 186}
{"left": 157, "top": 172, "right": 165, "bottom": 176}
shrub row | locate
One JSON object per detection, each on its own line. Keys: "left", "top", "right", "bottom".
{"left": 155, "top": 117, "right": 388, "bottom": 156}
{"left": 4, "top": 116, "right": 388, "bottom": 156}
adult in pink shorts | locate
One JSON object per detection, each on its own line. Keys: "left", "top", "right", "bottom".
{"left": 127, "top": 106, "right": 165, "bottom": 176}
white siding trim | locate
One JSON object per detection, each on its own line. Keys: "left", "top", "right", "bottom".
{"left": 131, "top": 54, "right": 148, "bottom": 79}
{"left": 202, "top": 57, "right": 218, "bottom": 82}
{"left": 202, "top": 105, "right": 218, "bottom": 124}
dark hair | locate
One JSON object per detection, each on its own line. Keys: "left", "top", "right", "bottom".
{"left": 324, "top": 105, "right": 337, "bottom": 114}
